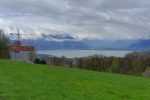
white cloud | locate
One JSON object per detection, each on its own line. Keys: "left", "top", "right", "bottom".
{"left": 0, "top": 0, "right": 150, "bottom": 40}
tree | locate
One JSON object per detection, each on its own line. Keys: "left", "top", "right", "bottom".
{"left": 131, "top": 59, "right": 143, "bottom": 75}
{"left": 0, "top": 29, "right": 9, "bottom": 58}
{"left": 111, "top": 57, "right": 120, "bottom": 73}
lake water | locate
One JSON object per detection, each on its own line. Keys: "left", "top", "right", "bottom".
{"left": 36, "top": 50, "right": 132, "bottom": 58}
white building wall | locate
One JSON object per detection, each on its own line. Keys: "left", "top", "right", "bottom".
{"left": 10, "top": 51, "right": 34, "bottom": 62}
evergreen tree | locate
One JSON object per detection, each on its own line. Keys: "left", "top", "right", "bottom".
{"left": 0, "top": 29, "right": 9, "bottom": 58}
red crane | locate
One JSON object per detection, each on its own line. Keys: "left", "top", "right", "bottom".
{"left": 10, "top": 29, "right": 33, "bottom": 46}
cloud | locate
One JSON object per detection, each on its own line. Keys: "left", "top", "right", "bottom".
{"left": 0, "top": 0, "right": 150, "bottom": 40}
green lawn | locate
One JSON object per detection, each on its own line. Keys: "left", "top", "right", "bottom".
{"left": 0, "top": 59, "right": 150, "bottom": 100}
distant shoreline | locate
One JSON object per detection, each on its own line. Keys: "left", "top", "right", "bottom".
{"left": 35, "top": 50, "right": 133, "bottom": 58}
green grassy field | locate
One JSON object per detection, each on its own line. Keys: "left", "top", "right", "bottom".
{"left": 0, "top": 59, "right": 150, "bottom": 100}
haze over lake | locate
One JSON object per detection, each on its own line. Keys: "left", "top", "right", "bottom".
{"left": 36, "top": 50, "right": 132, "bottom": 58}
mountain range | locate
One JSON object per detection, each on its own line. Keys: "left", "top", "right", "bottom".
{"left": 129, "top": 39, "right": 150, "bottom": 51}
{"left": 10, "top": 34, "right": 150, "bottom": 51}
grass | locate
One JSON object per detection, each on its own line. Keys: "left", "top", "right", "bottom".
{"left": 0, "top": 59, "right": 150, "bottom": 100}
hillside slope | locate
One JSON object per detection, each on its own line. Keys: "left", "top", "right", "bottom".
{"left": 0, "top": 60, "right": 150, "bottom": 100}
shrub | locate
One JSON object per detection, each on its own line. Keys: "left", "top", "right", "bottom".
{"left": 40, "top": 60, "right": 47, "bottom": 64}
{"left": 142, "top": 67, "right": 150, "bottom": 77}
{"left": 34, "top": 58, "right": 40, "bottom": 64}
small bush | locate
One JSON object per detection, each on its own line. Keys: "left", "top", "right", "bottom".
{"left": 142, "top": 67, "right": 150, "bottom": 77}
{"left": 34, "top": 58, "right": 40, "bottom": 64}
{"left": 40, "top": 60, "right": 47, "bottom": 64}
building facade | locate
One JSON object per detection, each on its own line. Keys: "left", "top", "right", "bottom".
{"left": 9, "top": 41, "right": 35, "bottom": 62}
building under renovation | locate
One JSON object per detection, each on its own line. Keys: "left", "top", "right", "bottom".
{"left": 9, "top": 30, "right": 35, "bottom": 62}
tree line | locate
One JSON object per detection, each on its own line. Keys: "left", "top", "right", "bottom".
{"left": 35, "top": 52, "right": 150, "bottom": 77}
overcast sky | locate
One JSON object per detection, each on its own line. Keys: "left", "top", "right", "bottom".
{"left": 0, "top": 0, "right": 150, "bottom": 40}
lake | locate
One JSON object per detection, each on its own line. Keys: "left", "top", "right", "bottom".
{"left": 36, "top": 50, "right": 132, "bottom": 58}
